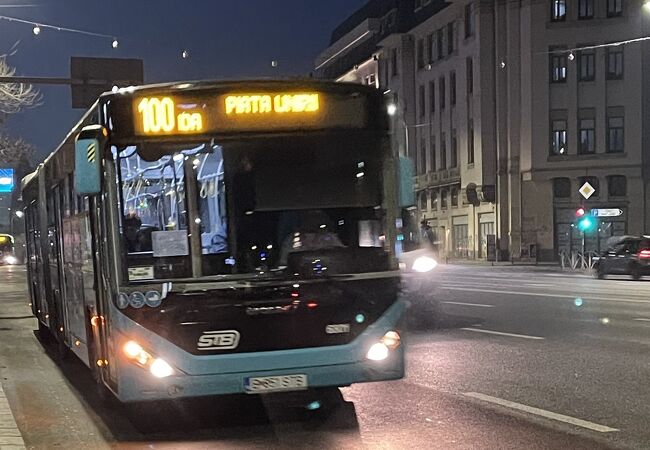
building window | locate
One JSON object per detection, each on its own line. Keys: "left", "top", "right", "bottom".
{"left": 550, "top": 51, "right": 567, "bottom": 83}
{"left": 391, "top": 48, "right": 398, "bottom": 76}
{"left": 451, "top": 187, "right": 459, "bottom": 207}
{"left": 419, "top": 191, "right": 428, "bottom": 211}
{"left": 430, "top": 136, "right": 437, "bottom": 171}
{"left": 551, "top": 0, "right": 566, "bottom": 21}
{"left": 429, "top": 80, "right": 436, "bottom": 113}
{"left": 436, "top": 29, "right": 444, "bottom": 60}
{"left": 578, "top": 0, "right": 594, "bottom": 18}
{"left": 439, "top": 76, "right": 446, "bottom": 109}
{"left": 468, "top": 120, "right": 475, "bottom": 164}
{"left": 427, "top": 33, "right": 435, "bottom": 63}
{"left": 466, "top": 57, "right": 473, "bottom": 94}
{"left": 450, "top": 71, "right": 456, "bottom": 106}
{"left": 551, "top": 120, "right": 567, "bottom": 155}
{"left": 465, "top": 3, "right": 475, "bottom": 38}
{"left": 608, "top": 175, "right": 627, "bottom": 197}
{"left": 419, "top": 137, "right": 427, "bottom": 174}
{"left": 450, "top": 129, "right": 458, "bottom": 168}
{"left": 607, "top": 116, "right": 624, "bottom": 153}
{"left": 431, "top": 190, "right": 438, "bottom": 210}
{"left": 606, "top": 47, "right": 623, "bottom": 80}
{"left": 579, "top": 119, "right": 595, "bottom": 154}
{"left": 553, "top": 178, "right": 571, "bottom": 198}
{"left": 447, "top": 22, "right": 455, "bottom": 55}
{"left": 579, "top": 176, "right": 599, "bottom": 197}
{"left": 440, "top": 188, "right": 448, "bottom": 208}
{"left": 607, "top": 0, "right": 622, "bottom": 17}
{"left": 578, "top": 50, "right": 595, "bottom": 81}
{"left": 417, "top": 39, "right": 425, "bottom": 69}
{"left": 419, "top": 85, "right": 426, "bottom": 117}
{"left": 441, "top": 132, "right": 447, "bottom": 168}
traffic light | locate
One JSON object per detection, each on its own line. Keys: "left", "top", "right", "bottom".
{"left": 575, "top": 207, "right": 586, "bottom": 217}
{"left": 577, "top": 215, "right": 596, "bottom": 233}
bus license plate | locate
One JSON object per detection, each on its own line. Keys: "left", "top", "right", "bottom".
{"left": 244, "top": 374, "right": 308, "bottom": 393}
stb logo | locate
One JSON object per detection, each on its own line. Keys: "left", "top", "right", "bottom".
{"left": 197, "top": 330, "right": 240, "bottom": 351}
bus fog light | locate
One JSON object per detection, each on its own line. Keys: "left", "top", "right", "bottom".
{"left": 381, "top": 330, "right": 401, "bottom": 349}
{"left": 412, "top": 256, "right": 437, "bottom": 273}
{"left": 150, "top": 358, "right": 174, "bottom": 378}
{"left": 366, "top": 343, "right": 389, "bottom": 361}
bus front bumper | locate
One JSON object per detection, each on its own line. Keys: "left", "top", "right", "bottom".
{"left": 113, "top": 300, "right": 407, "bottom": 403}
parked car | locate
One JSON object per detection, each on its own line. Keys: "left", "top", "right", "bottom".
{"left": 593, "top": 235, "right": 650, "bottom": 280}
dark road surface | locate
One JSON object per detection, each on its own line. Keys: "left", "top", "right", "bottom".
{"left": 1, "top": 264, "right": 648, "bottom": 449}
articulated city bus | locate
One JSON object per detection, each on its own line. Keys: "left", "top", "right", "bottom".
{"left": 22, "top": 80, "right": 413, "bottom": 404}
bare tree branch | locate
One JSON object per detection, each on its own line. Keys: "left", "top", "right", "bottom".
{"left": 0, "top": 132, "right": 35, "bottom": 165}
{"left": 0, "top": 54, "right": 41, "bottom": 122}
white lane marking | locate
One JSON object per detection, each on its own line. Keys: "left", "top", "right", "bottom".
{"left": 0, "top": 383, "right": 25, "bottom": 448}
{"left": 441, "top": 301, "right": 495, "bottom": 308}
{"left": 463, "top": 392, "right": 619, "bottom": 433}
{"left": 460, "top": 327, "right": 544, "bottom": 340}
{"left": 633, "top": 318, "right": 650, "bottom": 322}
{"left": 440, "top": 286, "right": 650, "bottom": 304}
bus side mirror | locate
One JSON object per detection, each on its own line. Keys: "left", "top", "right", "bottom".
{"left": 74, "top": 125, "right": 107, "bottom": 195}
{"left": 398, "top": 156, "right": 415, "bottom": 208}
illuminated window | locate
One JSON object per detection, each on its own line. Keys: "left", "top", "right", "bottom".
{"left": 551, "top": 120, "right": 567, "bottom": 155}
{"left": 431, "top": 190, "right": 438, "bottom": 210}
{"left": 607, "top": 116, "right": 624, "bottom": 153}
{"left": 551, "top": 0, "right": 566, "bottom": 21}
{"left": 606, "top": 47, "right": 623, "bottom": 80}
{"left": 550, "top": 51, "right": 567, "bottom": 83}
{"left": 579, "top": 0, "right": 594, "bottom": 18}
{"left": 579, "top": 119, "right": 595, "bottom": 154}
{"left": 607, "top": 0, "right": 622, "bottom": 17}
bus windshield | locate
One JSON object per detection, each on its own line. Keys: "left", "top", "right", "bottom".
{"left": 115, "top": 133, "right": 388, "bottom": 281}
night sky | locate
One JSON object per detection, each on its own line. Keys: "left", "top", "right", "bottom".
{"left": 0, "top": 0, "right": 366, "bottom": 160}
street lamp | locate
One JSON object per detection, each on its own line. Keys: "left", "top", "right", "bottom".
{"left": 14, "top": 211, "right": 23, "bottom": 219}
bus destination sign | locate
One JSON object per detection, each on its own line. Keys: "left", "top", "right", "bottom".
{"left": 132, "top": 90, "right": 366, "bottom": 137}
{"left": 133, "top": 92, "right": 334, "bottom": 136}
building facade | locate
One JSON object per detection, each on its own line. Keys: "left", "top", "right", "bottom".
{"left": 315, "top": 0, "right": 650, "bottom": 262}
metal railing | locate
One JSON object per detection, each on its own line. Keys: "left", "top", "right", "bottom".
{"left": 559, "top": 251, "right": 599, "bottom": 271}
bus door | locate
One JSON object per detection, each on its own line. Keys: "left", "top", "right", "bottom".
{"left": 26, "top": 203, "right": 47, "bottom": 319}
{"left": 62, "top": 210, "right": 94, "bottom": 366}
{"left": 46, "top": 186, "right": 66, "bottom": 340}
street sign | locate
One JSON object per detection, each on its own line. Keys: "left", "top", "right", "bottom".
{"left": 70, "top": 57, "right": 144, "bottom": 108}
{"left": 579, "top": 182, "right": 596, "bottom": 200}
{"left": 0, "top": 169, "right": 14, "bottom": 193}
{"left": 591, "top": 208, "right": 623, "bottom": 217}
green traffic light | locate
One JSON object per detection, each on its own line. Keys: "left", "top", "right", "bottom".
{"left": 577, "top": 216, "right": 596, "bottom": 232}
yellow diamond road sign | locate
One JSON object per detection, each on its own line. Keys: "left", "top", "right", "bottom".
{"left": 579, "top": 182, "right": 595, "bottom": 200}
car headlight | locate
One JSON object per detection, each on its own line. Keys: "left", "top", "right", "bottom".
{"left": 123, "top": 340, "right": 175, "bottom": 378}
{"left": 412, "top": 256, "right": 437, "bottom": 273}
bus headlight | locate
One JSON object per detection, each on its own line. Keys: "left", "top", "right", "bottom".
{"left": 366, "top": 331, "right": 401, "bottom": 361}
{"left": 3, "top": 255, "right": 17, "bottom": 265}
{"left": 123, "top": 340, "right": 175, "bottom": 378}
{"left": 412, "top": 256, "right": 437, "bottom": 273}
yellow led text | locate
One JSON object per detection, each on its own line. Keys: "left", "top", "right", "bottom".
{"left": 225, "top": 93, "right": 319, "bottom": 115}
{"left": 137, "top": 97, "right": 204, "bottom": 134}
